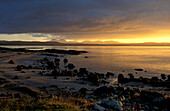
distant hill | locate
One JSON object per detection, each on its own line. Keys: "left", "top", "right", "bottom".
{"left": 1, "top": 40, "right": 170, "bottom": 46}
{"left": 0, "top": 41, "right": 62, "bottom": 46}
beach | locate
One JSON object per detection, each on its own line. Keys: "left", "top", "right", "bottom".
{"left": 0, "top": 47, "right": 170, "bottom": 110}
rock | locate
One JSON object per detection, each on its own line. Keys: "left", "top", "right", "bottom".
{"left": 67, "top": 63, "right": 75, "bottom": 69}
{"left": 161, "top": 74, "right": 166, "bottom": 80}
{"left": 51, "top": 69, "right": 60, "bottom": 76}
{"left": 8, "top": 59, "right": 16, "bottom": 64}
{"left": 73, "top": 69, "right": 78, "bottom": 74}
{"left": 12, "top": 85, "right": 40, "bottom": 97}
{"left": 94, "top": 104, "right": 105, "bottom": 111}
{"left": 128, "top": 73, "right": 134, "bottom": 79}
{"left": 154, "top": 106, "right": 159, "bottom": 110}
{"left": 79, "top": 68, "right": 87, "bottom": 75}
{"left": 27, "top": 65, "right": 34, "bottom": 69}
{"left": 63, "top": 58, "right": 68, "bottom": 63}
{"left": 116, "top": 87, "right": 125, "bottom": 92}
{"left": 167, "top": 75, "right": 170, "bottom": 81}
{"left": 13, "top": 75, "right": 19, "bottom": 79}
{"left": 98, "top": 74, "right": 105, "bottom": 79}
{"left": 87, "top": 73, "right": 100, "bottom": 85}
{"left": 79, "top": 88, "right": 88, "bottom": 97}
{"left": 43, "top": 57, "right": 48, "bottom": 61}
{"left": 153, "top": 97, "right": 164, "bottom": 103}
{"left": 134, "top": 68, "right": 143, "bottom": 71}
{"left": 25, "top": 76, "right": 31, "bottom": 79}
{"left": 53, "top": 76, "right": 58, "bottom": 79}
{"left": 106, "top": 72, "right": 114, "bottom": 78}
{"left": 21, "top": 71, "right": 25, "bottom": 73}
{"left": 47, "top": 61, "right": 55, "bottom": 69}
{"left": 39, "top": 71, "right": 45, "bottom": 75}
{"left": 16, "top": 65, "right": 23, "bottom": 71}
{"left": 101, "top": 99, "right": 122, "bottom": 111}
{"left": 118, "top": 74, "right": 129, "bottom": 83}
{"left": 94, "top": 86, "right": 115, "bottom": 96}
{"left": 65, "top": 71, "right": 74, "bottom": 76}
{"left": 54, "top": 58, "right": 60, "bottom": 62}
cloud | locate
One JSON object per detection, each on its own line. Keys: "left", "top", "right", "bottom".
{"left": 0, "top": 0, "right": 170, "bottom": 40}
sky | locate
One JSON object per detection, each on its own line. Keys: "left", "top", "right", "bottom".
{"left": 0, "top": 0, "right": 170, "bottom": 43}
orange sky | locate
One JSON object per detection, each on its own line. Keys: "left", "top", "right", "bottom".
{"left": 0, "top": 0, "right": 170, "bottom": 43}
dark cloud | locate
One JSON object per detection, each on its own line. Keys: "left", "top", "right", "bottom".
{"left": 0, "top": 0, "right": 170, "bottom": 40}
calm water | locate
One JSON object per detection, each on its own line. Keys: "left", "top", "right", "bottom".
{"left": 2, "top": 46, "right": 170, "bottom": 77}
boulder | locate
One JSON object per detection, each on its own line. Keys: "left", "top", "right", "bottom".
{"left": 8, "top": 59, "right": 16, "bottom": 64}
{"left": 13, "top": 75, "right": 19, "bottom": 79}
{"left": 101, "top": 99, "right": 122, "bottom": 111}
{"left": 94, "top": 86, "right": 115, "bottom": 96}
{"left": 118, "top": 74, "right": 129, "bottom": 83}
{"left": 79, "top": 68, "right": 88, "bottom": 75}
{"left": 79, "top": 88, "right": 88, "bottom": 97}
{"left": 106, "top": 72, "right": 114, "bottom": 78}
{"left": 161, "top": 74, "right": 166, "bottom": 80}
{"left": 47, "top": 61, "right": 55, "bottom": 69}
{"left": 94, "top": 104, "right": 105, "bottom": 111}
{"left": 128, "top": 73, "right": 134, "bottom": 79}
{"left": 67, "top": 63, "right": 75, "bottom": 69}
{"left": 134, "top": 68, "right": 143, "bottom": 71}
{"left": 51, "top": 69, "right": 60, "bottom": 76}
{"left": 63, "top": 58, "right": 68, "bottom": 63}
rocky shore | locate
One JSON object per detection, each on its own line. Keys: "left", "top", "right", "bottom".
{"left": 0, "top": 47, "right": 169, "bottom": 111}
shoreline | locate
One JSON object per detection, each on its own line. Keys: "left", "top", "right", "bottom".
{"left": 0, "top": 47, "right": 169, "bottom": 110}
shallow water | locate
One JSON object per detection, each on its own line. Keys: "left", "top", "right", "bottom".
{"left": 2, "top": 45, "right": 170, "bottom": 78}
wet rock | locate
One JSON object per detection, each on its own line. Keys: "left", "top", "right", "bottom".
{"left": 27, "top": 65, "right": 34, "bottom": 69}
{"left": 134, "top": 68, "right": 143, "bottom": 71}
{"left": 65, "top": 71, "right": 74, "bottom": 76}
{"left": 53, "top": 76, "right": 58, "bottom": 79}
{"left": 118, "top": 74, "right": 128, "bottom": 83}
{"left": 94, "top": 104, "right": 105, "bottom": 111}
{"left": 21, "top": 71, "right": 25, "bottom": 73}
{"left": 153, "top": 97, "right": 164, "bottom": 103}
{"left": 25, "top": 76, "right": 31, "bottom": 79}
{"left": 140, "top": 90, "right": 163, "bottom": 103}
{"left": 67, "top": 63, "right": 75, "bottom": 69}
{"left": 94, "top": 86, "right": 115, "bottom": 96}
{"left": 101, "top": 80, "right": 110, "bottom": 84}
{"left": 98, "top": 74, "right": 105, "bottom": 79}
{"left": 12, "top": 85, "right": 40, "bottom": 97}
{"left": 84, "top": 56, "right": 88, "bottom": 58}
{"left": 15, "top": 93, "right": 22, "bottom": 98}
{"left": 47, "top": 61, "right": 55, "bottom": 69}
{"left": 106, "top": 72, "right": 114, "bottom": 78}
{"left": 13, "top": 75, "right": 19, "bottom": 79}
{"left": 151, "top": 77, "right": 159, "bottom": 86}
{"left": 167, "top": 75, "right": 170, "bottom": 81}
{"left": 16, "top": 65, "right": 23, "bottom": 71}
{"left": 54, "top": 58, "right": 60, "bottom": 62}
{"left": 63, "top": 58, "right": 68, "bottom": 63}
{"left": 39, "top": 71, "right": 45, "bottom": 75}
{"left": 73, "top": 69, "right": 78, "bottom": 74}
{"left": 101, "top": 99, "right": 122, "bottom": 111}
{"left": 79, "top": 88, "right": 88, "bottom": 97}
{"left": 8, "top": 59, "right": 16, "bottom": 64}
{"left": 161, "top": 74, "right": 166, "bottom": 80}
{"left": 43, "top": 57, "right": 48, "bottom": 61}
{"left": 116, "top": 87, "right": 125, "bottom": 92}
{"left": 87, "top": 73, "right": 100, "bottom": 85}
{"left": 43, "top": 49, "right": 87, "bottom": 55}
{"left": 128, "top": 73, "right": 134, "bottom": 79}
{"left": 51, "top": 69, "right": 60, "bottom": 76}
{"left": 0, "top": 93, "right": 5, "bottom": 97}
{"left": 79, "top": 68, "right": 88, "bottom": 76}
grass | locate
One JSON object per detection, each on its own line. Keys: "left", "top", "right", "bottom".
{"left": 0, "top": 94, "right": 92, "bottom": 111}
